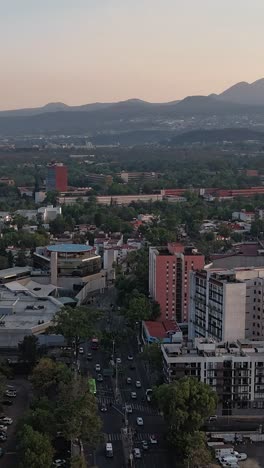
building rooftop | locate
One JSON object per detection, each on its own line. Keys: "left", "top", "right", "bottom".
{"left": 47, "top": 244, "right": 92, "bottom": 253}
{"left": 0, "top": 285, "right": 62, "bottom": 347}
{"left": 0, "top": 267, "right": 31, "bottom": 281}
{"left": 162, "top": 338, "right": 264, "bottom": 360}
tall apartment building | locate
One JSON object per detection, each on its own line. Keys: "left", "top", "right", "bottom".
{"left": 46, "top": 163, "right": 68, "bottom": 192}
{"left": 149, "top": 243, "right": 204, "bottom": 323}
{"left": 189, "top": 267, "right": 264, "bottom": 342}
{"left": 162, "top": 338, "right": 264, "bottom": 415}
{"left": 189, "top": 270, "right": 246, "bottom": 342}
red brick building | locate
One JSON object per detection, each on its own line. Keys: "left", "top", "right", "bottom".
{"left": 149, "top": 243, "right": 204, "bottom": 323}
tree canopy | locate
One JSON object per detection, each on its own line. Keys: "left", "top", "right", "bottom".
{"left": 17, "top": 424, "right": 54, "bottom": 468}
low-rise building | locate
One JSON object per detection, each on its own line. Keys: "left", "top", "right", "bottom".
{"left": 162, "top": 337, "right": 264, "bottom": 415}
{"left": 0, "top": 283, "right": 62, "bottom": 347}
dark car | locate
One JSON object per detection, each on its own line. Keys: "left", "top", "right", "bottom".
{"left": 2, "top": 400, "right": 12, "bottom": 406}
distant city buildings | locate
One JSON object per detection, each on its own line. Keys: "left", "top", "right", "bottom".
{"left": 149, "top": 243, "right": 204, "bottom": 323}
{"left": 46, "top": 162, "right": 68, "bottom": 192}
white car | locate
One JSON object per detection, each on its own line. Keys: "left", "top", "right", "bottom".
{"left": 0, "top": 425, "right": 7, "bottom": 432}
{"left": 136, "top": 417, "right": 144, "bottom": 426}
{"left": 79, "top": 347, "right": 84, "bottom": 354}
{"left": 116, "top": 358, "right": 122, "bottom": 364}
{"left": 5, "top": 390, "right": 16, "bottom": 398}
{"left": 0, "top": 417, "right": 12, "bottom": 425}
{"left": 135, "top": 380, "right": 141, "bottom": 388}
{"left": 131, "top": 392, "right": 137, "bottom": 399}
{"left": 133, "top": 448, "right": 141, "bottom": 459}
{"left": 53, "top": 460, "right": 66, "bottom": 467}
{"left": 126, "top": 404, "right": 133, "bottom": 414}
{"left": 127, "top": 355, "right": 133, "bottom": 361}
{"left": 95, "top": 364, "right": 101, "bottom": 372}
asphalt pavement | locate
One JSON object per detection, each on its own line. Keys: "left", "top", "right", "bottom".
{"left": 79, "top": 305, "right": 170, "bottom": 468}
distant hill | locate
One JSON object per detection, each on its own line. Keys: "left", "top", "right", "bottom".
{"left": 218, "top": 78, "right": 264, "bottom": 106}
{"left": 167, "top": 128, "right": 264, "bottom": 145}
{"left": 0, "top": 78, "right": 264, "bottom": 137}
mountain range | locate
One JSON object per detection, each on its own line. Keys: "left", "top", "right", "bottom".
{"left": 0, "top": 79, "right": 264, "bottom": 138}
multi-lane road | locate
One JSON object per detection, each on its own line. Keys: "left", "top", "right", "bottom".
{"left": 79, "top": 321, "right": 171, "bottom": 468}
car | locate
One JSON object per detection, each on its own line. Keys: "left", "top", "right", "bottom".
{"left": 95, "top": 364, "right": 101, "bottom": 372}
{"left": 209, "top": 415, "right": 217, "bottom": 422}
{"left": 2, "top": 400, "right": 12, "bottom": 406}
{"left": 100, "top": 404, "right": 107, "bottom": 413}
{"left": 0, "top": 418, "right": 12, "bottom": 425}
{"left": 53, "top": 460, "right": 66, "bottom": 467}
{"left": 149, "top": 434, "right": 158, "bottom": 444}
{"left": 0, "top": 447, "right": 4, "bottom": 457}
{"left": 136, "top": 417, "right": 144, "bottom": 426}
{"left": 142, "top": 440, "right": 148, "bottom": 450}
{"left": 5, "top": 391, "right": 16, "bottom": 398}
{"left": 135, "top": 380, "right": 141, "bottom": 388}
{"left": 87, "top": 353, "right": 92, "bottom": 361}
{"left": 127, "top": 355, "right": 133, "bottom": 361}
{"left": 0, "top": 417, "right": 12, "bottom": 425}
{"left": 126, "top": 404, "right": 132, "bottom": 414}
{"left": 0, "top": 434, "right": 7, "bottom": 441}
{"left": 97, "top": 374, "right": 103, "bottom": 382}
{"left": 131, "top": 392, "right": 137, "bottom": 399}
{"left": 79, "top": 347, "right": 84, "bottom": 354}
{"left": 126, "top": 377, "right": 132, "bottom": 384}
{"left": 116, "top": 358, "right": 122, "bottom": 365}
{"left": 133, "top": 448, "right": 141, "bottom": 458}
{"left": 0, "top": 426, "right": 7, "bottom": 432}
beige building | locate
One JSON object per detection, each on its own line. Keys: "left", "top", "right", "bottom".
{"left": 162, "top": 338, "right": 264, "bottom": 415}
{"left": 189, "top": 267, "right": 264, "bottom": 342}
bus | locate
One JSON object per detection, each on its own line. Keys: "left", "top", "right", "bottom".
{"left": 91, "top": 338, "right": 99, "bottom": 350}
{"left": 88, "top": 378, "right": 97, "bottom": 395}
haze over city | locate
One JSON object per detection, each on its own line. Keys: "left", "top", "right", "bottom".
{"left": 1, "top": 0, "right": 263, "bottom": 110}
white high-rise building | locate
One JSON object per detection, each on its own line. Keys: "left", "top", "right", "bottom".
{"left": 189, "top": 267, "right": 264, "bottom": 342}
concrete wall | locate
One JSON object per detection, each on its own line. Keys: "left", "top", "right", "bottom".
{"left": 223, "top": 282, "right": 246, "bottom": 341}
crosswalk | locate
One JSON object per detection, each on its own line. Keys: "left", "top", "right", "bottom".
{"left": 104, "top": 432, "right": 156, "bottom": 442}
{"left": 97, "top": 397, "right": 160, "bottom": 415}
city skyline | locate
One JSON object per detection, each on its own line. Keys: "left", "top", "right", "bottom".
{"left": 0, "top": 0, "right": 263, "bottom": 110}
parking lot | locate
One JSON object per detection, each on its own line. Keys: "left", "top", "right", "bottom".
{"left": 0, "top": 378, "right": 31, "bottom": 468}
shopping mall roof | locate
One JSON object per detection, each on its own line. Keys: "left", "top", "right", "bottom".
{"left": 47, "top": 244, "right": 92, "bottom": 253}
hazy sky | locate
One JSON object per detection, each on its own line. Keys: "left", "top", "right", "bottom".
{"left": 0, "top": 0, "right": 263, "bottom": 109}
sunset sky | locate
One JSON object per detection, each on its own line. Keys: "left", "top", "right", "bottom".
{"left": 0, "top": 0, "right": 263, "bottom": 109}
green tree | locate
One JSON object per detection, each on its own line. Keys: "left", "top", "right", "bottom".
{"left": 0, "top": 255, "right": 8, "bottom": 270}
{"left": 56, "top": 377, "right": 102, "bottom": 446}
{"left": 17, "top": 424, "right": 54, "bottom": 468}
{"left": 153, "top": 377, "right": 217, "bottom": 454}
{"left": 19, "top": 406, "right": 57, "bottom": 439}
{"left": 52, "top": 306, "right": 100, "bottom": 359}
{"left": 45, "top": 190, "right": 59, "bottom": 206}
{"left": 7, "top": 250, "right": 13, "bottom": 267}
{"left": 141, "top": 343, "right": 163, "bottom": 373}
{"left": 18, "top": 335, "right": 39, "bottom": 366}
{"left": 49, "top": 214, "right": 67, "bottom": 235}
{"left": 15, "top": 250, "right": 28, "bottom": 267}
{"left": 31, "top": 358, "right": 72, "bottom": 398}
{"left": 151, "top": 301, "right": 161, "bottom": 320}
{"left": 182, "top": 431, "right": 213, "bottom": 467}
{"left": 71, "top": 455, "right": 86, "bottom": 468}
{"left": 125, "top": 293, "right": 152, "bottom": 326}
{"left": 218, "top": 223, "right": 231, "bottom": 239}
